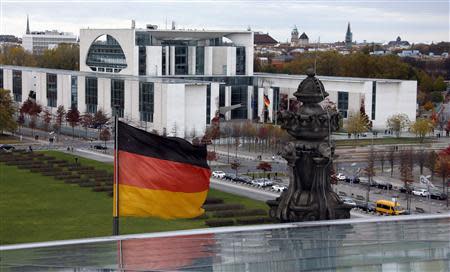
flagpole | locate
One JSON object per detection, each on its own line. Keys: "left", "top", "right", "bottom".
{"left": 113, "top": 114, "right": 119, "bottom": 236}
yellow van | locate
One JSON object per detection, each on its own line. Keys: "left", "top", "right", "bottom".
{"left": 375, "top": 200, "right": 405, "bottom": 215}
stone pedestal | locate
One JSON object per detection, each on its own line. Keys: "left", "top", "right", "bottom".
{"left": 267, "top": 69, "right": 351, "bottom": 222}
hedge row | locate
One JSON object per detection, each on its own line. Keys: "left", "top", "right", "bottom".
{"left": 205, "top": 216, "right": 272, "bottom": 227}
{"left": 203, "top": 203, "right": 245, "bottom": 212}
{"left": 203, "top": 197, "right": 224, "bottom": 205}
{"left": 212, "top": 209, "right": 267, "bottom": 218}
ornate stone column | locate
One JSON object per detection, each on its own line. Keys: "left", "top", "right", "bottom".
{"left": 267, "top": 69, "right": 351, "bottom": 222}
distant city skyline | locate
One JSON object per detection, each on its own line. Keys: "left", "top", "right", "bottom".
{"left": 1, "top": 0, "right": 448, "bottom": 44}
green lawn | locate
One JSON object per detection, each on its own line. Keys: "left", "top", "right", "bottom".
{"left": 335, "top": 137, "right": 433, "bottom": 147}
{"left": 0, "top": 152, "right": 268, "bottom": 245}
{"left": 0, "top": 134, "right": 21, "bottom": 144}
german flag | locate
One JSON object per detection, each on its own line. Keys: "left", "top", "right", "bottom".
{"left": 264, "top": 94, "right": 270, "bottom": 108}
{"left": 113, "top": 121, "right": 211, "bottom": 219}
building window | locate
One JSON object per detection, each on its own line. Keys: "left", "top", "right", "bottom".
{"left": 236, "top": 47, "right": 246, "bottom": 75}
{"left": 12, "top": 70, "right": 22, "bottom": 102}
{"left": 0, "top": 68, "right": 3, "bottom": 89}
{"left": 139, "top": 82, "right": 154, "bottom": 122}
{"left": 338, "top": 91, "right": 349, "bottom": 118}
{"left": 46, "top": 73, "right": 57, "bottom": 107}
{"left": 85, "top": 77, "right": 98, "bottom": 114}
{"left": 206, "top": 84, "right": 211, "bottom": 124}
{"left": 372, "top": 81, "right": 376, "bottom": 120}
{"left": 219, "top": 84, "right": 225, "bottom": 107}
{"left": 272, "top": 87, "right": 280, "bottom": 114}
{"left": 231, "top": 86, "right": 248, "bottom": 119}
{"left": 111, "top": 79, "right": 124, "bottom": 118}
{"left": 71, "top": 76, "right": 77, "bottom": 109}
{"left": 252, "top": 86, "right": 258, "bottom": 120}
{"left": 86, "top": 35, "right": 127, "bottom": 73}
{"left": 162, "top": 47, "right": 166, "bottom": 75}
{"left": 195, "top": 47, "right": 204, "bottom": 75}
{"left": 175, "top": 46, "right": 188, "bottom": 75}
{"left": 138, "top": 46, "right": 146, "bottom": 75}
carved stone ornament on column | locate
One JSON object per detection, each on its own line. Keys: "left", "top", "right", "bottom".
{"left": 267, "top": 69, "right": 351, "bottom": 222}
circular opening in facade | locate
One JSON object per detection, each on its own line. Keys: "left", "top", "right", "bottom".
{"left": 86, "top": 34, "right": 127, "bottom": 73}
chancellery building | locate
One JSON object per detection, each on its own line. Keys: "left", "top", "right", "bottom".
{"left": 0, "top": 25, "right": 417, "bottom": 137}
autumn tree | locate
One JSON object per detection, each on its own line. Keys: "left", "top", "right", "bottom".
{"left": 257, "top": 161, "right": 272, "bottom": 179}
{"left": 99, "top": 127, "right": 111, "bottom": 149}
{"left": 55, "top": 105, "right": 66, "bottom": 135}
{"left": 399, "top": 148, "right": 414, "bottom": 211}
{"left": 66, "top": 106, "right": 81, "bottom": 138}
{"left": 416, "top": 149, "right": 427, "bottom": 175}
{"left": 17, "top": 113, "right": 25, "bottom": 132}
{"left": 93, "top": 109, "right": 109, "bottom": 131}
{"left": 206, "top": 151, "right": 217, "bottom": 165}
{"left": 364, "top": 147, "right": 376, "bottom": 207}
{"left": 410, "top": 118, "right": 433, "bottom": 143}
{"left": 387, "top": 147, "right": 397, "bottom": 177}
{"left": 386, "top": 113, "right": 410, "bottom": 137}
{"left": 376, "top": 151, "right": 386, "bottom": 172}
{"left": 42, "top": 108, "right": 52, "bottom": 132}
{"left": 425, "top": 151, "right": 438, "bottom": 182}
{"left": 436, "top": 146, "right": 450, "bottom": 201}
{"left": 230, "top": 160, "right": 241, "bottom": 177}
{"left": 345, "top": 111, "right": 368, "bottom": 140}
{"left": 80, "top": 112, "right": 93, "bottom": 138}
{"left": 0, "top": 89, "right": 17, "bottom": 134}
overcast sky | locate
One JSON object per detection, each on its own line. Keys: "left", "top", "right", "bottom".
{"left": 1, "top": 0, "right": 448, "bottom": 44}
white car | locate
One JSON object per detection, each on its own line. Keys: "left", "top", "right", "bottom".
{"left": 336, "top": 173, "right": 346, "bottom": 181}
{"left": 212, "top": 171, "right": 226, "bottom": 179}
{"left": 341, "top": 197, "right": 356, "bottom": 207}
{"left": 272, "top": 184, "right": 287, "bottom": 192}
{"left": 412, "top": 188, "right": 429, "bottom": 197}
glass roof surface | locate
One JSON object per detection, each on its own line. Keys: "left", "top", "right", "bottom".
{"left": 1, "top": 215, "right": 449, "bottom": 271}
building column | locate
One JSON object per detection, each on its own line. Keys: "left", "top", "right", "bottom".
{"left": 77, "top": 76, "right": 86, "bottom": 113}
{"left": 169, "top": 46, "right": 175, "bottom": 75}
{"left": 247, "top": 86, "right": 253, "bottom": 120}
{"left": 204, "top": 46, "right": 213, "bottom": 76}
{"left": 225, "top": 86, "right": 232, "bottom": 120}
{"left": 267, "top": 88, "right": 274, "bottom": 123}
{"left": 188, "top": 46, "right": 196, "bottom": 75}
{"left": 124, "top": 80, "right": 133, "bottom": 121}
{"left": 210, "top": 82, "right": 219, "bottom": 120}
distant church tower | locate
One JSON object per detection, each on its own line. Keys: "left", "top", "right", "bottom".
{"left": 290, "top": 25, "right": 299, "bottom": 46}
{"left": 345, "top": 22, "right": 352, "bottom": 48}
{"left": 26, "top": 15, "right": 30, "bottom": 34}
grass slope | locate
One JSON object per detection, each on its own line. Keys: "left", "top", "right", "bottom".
{"left": 0, "top": 152, "right": 268, "bottom": 245}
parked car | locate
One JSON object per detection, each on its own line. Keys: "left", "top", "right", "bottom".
{"left": 252, "top": 178, "right": 273, "bottom": 187}
{"left": 412, "top": 188, "right": 430, "bottom": 197}
{"left": 0, "top": 144, "right": 15, "bottom": 152}
{"left": 429, "top": 190, "right": 447, "bottom": 200}
{"left": 224, "top": 173, "right": 237, "bottom": 181}
{"left": 212, "top": 171, "right": 226, "bottom": 179}
{"left": 341, "top": 197, "right": 357, "bottom": 207}
{"left": 272, "top": 184, "right": 287, "bottom": 192}
{"left": 336, "top": 173, "right": 346, "bottom": 181}
{"left": 357, "top": 202, "right": 376, "bottom": 212}
{"left": 376, "top": 182, "right": 393, "bottom": 190}
{"left": 346, "top": 176, "right": 360, "bottom": 184}
{"left": 93, "top": 145, "right": 107, "bottom": 150}
{"left": 235, "top": 176, "right": 252, "bottom": 184}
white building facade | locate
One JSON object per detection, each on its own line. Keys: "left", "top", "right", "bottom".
{"left": 22, "top": 31, "right": 78, "bottom": 55}
{"left": 2, "top": 26, "right": 417, "bottom": 137}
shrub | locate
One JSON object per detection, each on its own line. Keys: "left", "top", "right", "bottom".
{"left": 204, "top": 197, "right": 224, "bottom": 205}
{"left": 213, "top": 209, "right": 267, "bottom": 218}
{"left": 205, "top": 218, "right": 235, "bottom": 227}
{"left": 236, "top": 217, "right": 267, "bottom": 225}
{"left": 192, "top": 213, "right": 209, "bottom": 220}
{"left": 203, "top": 203, "right": 245, "bottom": 212}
